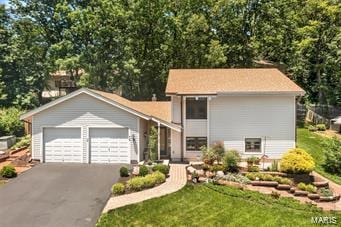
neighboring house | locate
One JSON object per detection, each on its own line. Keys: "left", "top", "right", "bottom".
{"left": 42, "top": 70, "right": 80, "bottom": 98}
{"left": 20, "top": 68, "right": 304, "bottom": 164}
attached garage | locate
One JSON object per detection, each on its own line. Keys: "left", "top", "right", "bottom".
{"left": 20, "top": 88, "right": 181, "bottom": 164}
{"left": 89, "top": 128, "right": 130, "bottom": 164}
{"left": 43, "top": 127, "right": 83, "bottom": 163}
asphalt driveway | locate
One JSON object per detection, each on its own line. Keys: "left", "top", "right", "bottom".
{"left": 0, "top": 163, "right": 122, "bottom": 227}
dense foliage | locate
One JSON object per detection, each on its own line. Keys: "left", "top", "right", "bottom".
{"left": 280, "top": 148, "right": 315, "bottom": 174}
{"left": 0, "top": 165, "right": 17, "bottom": 178}
{"left": 148, "top": 126, "right": 158, "bottom": 161}
{"left": 0, "top": 107, "right": 24, "bottom": 136}
{"left": 322, "top": 138, "right": 341, "bottom": 175}
{"left": 0, "top": 0, "right": 340, "bottom": 109}
{"left": 223, "top": 149, "right": 241, "bottom": 172}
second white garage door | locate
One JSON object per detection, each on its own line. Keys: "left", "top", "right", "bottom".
{"left": 89, "top": 128, "right": 130, "bottom": 163}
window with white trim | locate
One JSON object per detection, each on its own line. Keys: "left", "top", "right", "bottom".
{"left": 245, "top": 138, "right": 262, "bottom": 153}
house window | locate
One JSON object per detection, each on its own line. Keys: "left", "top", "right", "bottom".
{"left": 186, "top": 98, "right": 207, "bottom": 119}
{"left": 186, "top": 137, "right": 207, "bottom": 151}
{"left": 245, "top": 138, "right": 262, "bottom": 153}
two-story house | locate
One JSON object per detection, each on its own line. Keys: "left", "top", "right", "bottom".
{"left": 21, "top": 68, "right": 304, "bottom": 164}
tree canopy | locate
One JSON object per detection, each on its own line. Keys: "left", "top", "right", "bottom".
{"left": 0, "top": 0, "right": 340, "bottom": 109}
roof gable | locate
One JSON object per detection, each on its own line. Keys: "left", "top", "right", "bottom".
{"left": 21, "top": 88, "right": 180, "bottom": 131}
{"left": 166, "top": 68, "right": 305, "bottom": 95}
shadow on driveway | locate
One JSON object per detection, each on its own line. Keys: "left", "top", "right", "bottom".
{"left": 0, "top": 163, "right": 123, "bottom": 227}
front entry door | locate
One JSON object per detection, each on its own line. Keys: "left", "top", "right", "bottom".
{"left": 160, "top": 127, "right": 169, "bottom": 158}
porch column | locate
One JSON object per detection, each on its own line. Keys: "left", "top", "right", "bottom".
{"left": 157, "top": 122, "right": 160, "bottom": 160}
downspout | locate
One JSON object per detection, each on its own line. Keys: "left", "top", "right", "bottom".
{"left": 180, "top": 95, "right": 184, "bottom": 162}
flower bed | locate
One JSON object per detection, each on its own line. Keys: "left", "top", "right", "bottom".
{"left": 111, "top": 164, "right": 169, "bottom": 196}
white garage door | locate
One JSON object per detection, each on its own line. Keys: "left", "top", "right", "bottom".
{"left": 89, "top": 128, "right": 130, "bottom": 163}
{"left": 43, "top": 128, "right": 83, "bottom": 163}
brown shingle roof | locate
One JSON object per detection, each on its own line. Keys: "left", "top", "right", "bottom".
{"left": 165, "top": 68, "right": 305, "bottom": 95}
{"left": 90, "top": 89, "right": 171, "bottom": 122}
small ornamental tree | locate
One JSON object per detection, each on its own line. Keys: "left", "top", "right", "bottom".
{"left": 148, "top": 126, "right": 158, "bottom": 161}
{"left": 280, "top": 148, "right": 315, "bottom": 174}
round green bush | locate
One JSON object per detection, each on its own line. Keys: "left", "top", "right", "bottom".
{"left": 308, "top": 125, "right": 317, "bottom": 132}
{"left": 316, "top": 124, "right": 326, "bottom": 131}
{"left": 280, "top": 148, "right": 315, "bottom": 174}
{"left": 127, "top": 177, "right": 145, "bottom": 191}
{"left": 119, "top": 166, "right": 129, "bottom": 177}
{"left": 151, "top": 171, "right": 166, "bottom": 184}
{"left": 297, "top": 182, "right": 307, "bottom": 191}
{"left": 152, "top": 164, "right": 169, "bottom": 175}
{"left": 111, "top": 183, "right": 125, "bottom": 195}
{"left": 305, "top": 184, "right": 317, "bottom": 193}
{"left": 0, "top": 165, "right": 17, "bottom": 178}
{"left": 209, "top": 164, "right": 224, "bottom": 172}
{"left": 223, "top": 150, "right": 241, "bottom": 172}
{"left": 247, "top": 165, "right": 259, "bottom": 172}
{"left": 143, "top": 174, "right": 157, "bottom": 188}
{"left": 138, "top": 165, "right": 149, "bottom": 177}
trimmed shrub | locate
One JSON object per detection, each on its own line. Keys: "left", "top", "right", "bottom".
{"left": 0, "top": 165, "right": 17, "bottom": 178}
{"left": 297, "top": 182, "right": 307, "bottom": 191}
{"left": 316, "top": 124, "right": 326, "bottom": 131}
{"left": 143, "top": 174, "right": 157, "bottom": 188}
{"left": 209, "top": 164, "right": 224, "bottom": 172}
{"left": 215, "top": 173, "right": 251, "bottom": 185}
{"left": 308, "top": 125, "right": 317, "bottom": 132}
{"left": 120, "top": 166, "right": 129, "bottom": 177}
{"left": 138, "top": 165, "right": 149, "bottom": 177}
{"left": 279, "top": 178, "right": 292, "bottom": 186}
{"left": 127, "top": 177, "right": 145, "bottom": 191}
{"left": 280, "top": 148, "right": 315, "bottom": 174}
{"left": 152, "top": 164, "right": 169, "bottom": 175}
{"left": 111, "top": 183, "right": 125, "bottom": 195}
{"left": 151, "top": 171, "right": 166, "bottom": 184}
{"left": 201, "top": 146, "right": 218, "bottom": 165}
{"left": 247, "top": 165, "right": 259, "bottom": 172}
{"left": 262, "top": 174, "right": 274, "bottom": 181}
{"left": 322, "top": 138, "right": 341, "bottom": 175}
{"left": 223, "top": 150, "right": 241, "bottom": 172}
{"left": 305, "top": 184, "right": 317, "bottom": 193}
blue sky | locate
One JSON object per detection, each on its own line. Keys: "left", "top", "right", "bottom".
{"left": 0, "top": 0, "right": 9, "bottom": 4}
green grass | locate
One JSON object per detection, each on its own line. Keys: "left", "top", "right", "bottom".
{"left": 297, "top": 128, "right": 341, "bottom": 185}
{"left": 97, "top": 184, "right": 340, "bottom": 227}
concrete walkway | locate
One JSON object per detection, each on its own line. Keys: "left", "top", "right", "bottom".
{"left": 102, "top": 164, "right": 187, "bottom": 213}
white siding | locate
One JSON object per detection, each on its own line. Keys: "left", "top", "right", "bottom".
{"left": 185, "top": 120, "right": 207, "bottom": 137}
{"left": 170, "top": 129, "right": 181, "bottom": 161}
{"left": 171, "top": 96, "right": 181, "bottom": 124}
{"left": 32, "top": 93, "right": 139, "bottom": 162}
{"left": 210, "top": 95, "right": 295, "bottom": 159}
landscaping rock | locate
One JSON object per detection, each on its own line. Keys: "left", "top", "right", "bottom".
{"left": 312, "top": 181, "right": 328, "bottom": 187}
{"left": 196, "top": 169, "right": 205, "bottom": 177}
{"left": 187, "top": 166, "right": 196, "bottom": 174}
{"left": 187, "top": 174, "right": 192, "bottom": 181}
{"left": 205, "top": 171, "right": 215, "bottom": 178}
{"left": 198, "top": 177, "right": 207, "bottom": 183}
{"left": 276, "top": 184, "right": 291, "bottom": 190}
{"left": 216, "top": 171, "right": 224, "bottom": 177}
{"left": 294, "top": 190, "right": 308, "bottom": 196}
{"left": 308, "top": 193, "right": 320, "bottom": 200}
{"left": 251, "top": 181, "right": 278, "bottom": 187}
{"left": 319, "top": 196, "right": 335, "bottom": 202}
{"left": 217, "top": 179, "right": 244, "bottom": 189}
{"left": 289, "top": 187, "right": 296, "bottom": 193}
{"left": 132, "top": 166, "right": 139, "bottom": 175}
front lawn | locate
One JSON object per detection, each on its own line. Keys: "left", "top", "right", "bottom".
{"left": 97, "top": 184, "right": 340, "bottom": 226}
{"left": 297, "top": 128, "right": 341, "bottom": 185}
